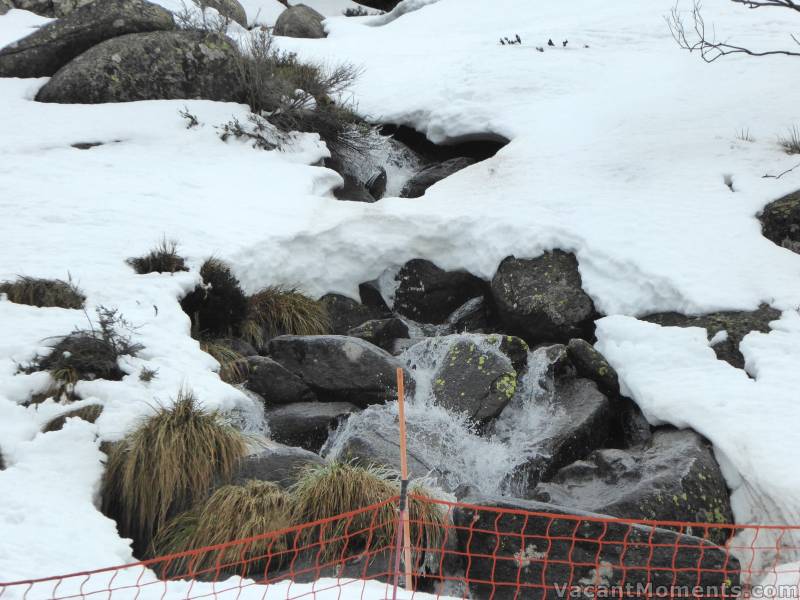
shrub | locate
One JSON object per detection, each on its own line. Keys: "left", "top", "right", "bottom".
{"left": 200, "top": 339, "right": 249, "bottom": 384}
{"left": 102, "top": 390, "right": 248, "bottom": 551}
{"left": 151, "top": 480, "right": 291, "bottom": 576}
{"left": 242, "top": 286, "right": 330, "bottom": 349}
{"left": 181, "top": 258, "right": 248, "bottom": 338}
{"left": 778, "top": 125, "right": 800, "bottom": 155}
{"left": 127, "top": 239, "right": 188, "bottom": 274}
{"left": 42, "top": 404, "right": 103, "bottom": 433}
{"left": 0, "top": 276, "right": 84, "bottom": 309}
{"left": 139, "top": 366, "right": 158, "bottom": 382}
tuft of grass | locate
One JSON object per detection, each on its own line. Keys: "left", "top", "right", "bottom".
{"left": 152, "top": 480, "right": 291, "bottom": 576}
{"left": 181, "top": 257, "right": 248, "bottom": 338}
{"left": 200, "top": 339, "right": 249, "bottom": 384}
{"left": 242, "top": 286, "right": 329, "bottom": 349}
{"left": 778, "top": 125, "right": 800, "bottom": 155}
{"left": 127, "top": 239, "right": 188, "bottom": 275}
{"left": 43, "top": 404, "right": 103, "bottom": 433}
{"left": 735, "top": 128, "right": 754, "bottom": 143}
{"left": 0, "top": 276, "right": 85, "bottom": 309}
{"left": 139, "top": 366, "right": 159, "bottom": 382}
{"left": 102, "top": 390, "right": 249, "bottom": 551}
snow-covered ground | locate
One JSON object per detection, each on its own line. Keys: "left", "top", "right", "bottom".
{"left": 2, "top": 0, "right": 800, "bottom": 586}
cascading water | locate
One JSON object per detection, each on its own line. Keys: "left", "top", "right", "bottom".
{"left": 323, "top": 335, "right": 561, "bottom": 497}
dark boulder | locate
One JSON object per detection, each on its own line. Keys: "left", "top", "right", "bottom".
{"left": 394, "top": 258, "right": 487, "bottom": 324}
{"left": 320, "top": 293, "right": 389, "bottom": 334}
{"left": 268, "top": 335, "right": 411, "bottom": 407}
{"left": 400, "top": 157, "right": 476, "bottom": 198}
{"left": 0, "top": 0, "right": 174, "bottom": 78}
{"left": 357, "top": 280, "right": 390, "bottom": 310}
{"left": 36, "top": 30, "right": 241, "bottom": 104}
{"left": 642, "top": 304, "right": 780, "bottom": 369}
{"left": 491, "top": 252, "right": 596, "bottom": 345}
{"left": 454, "top": 494, "right": 739, "bottom": 600}
{"left": 347, "top": 318, "right": 409, "bottom": 352}
{"left": 265, "top": 401, "right": 358, "bottom": 452}
{"left": 232, "top": 443, "right": 325, "bottom": 488}
{"left": 446, "top": 296, "right": 493, "bottom": 333}
{"left": 273, "top": 4, "right": 325, "bottom": 38}
{"left": 350, "top": 0, "right": 399, "bottom": 10}
{"left": 245, "top": 356, "right": 316, "bottom": 404}
{"left": 332, "top": 173, "right": 377, "bottom": 203}
{"left": 759, "top": 189, "right": 800, "bottom": 254}
{"left": 532, "top": 429, "right": 733, "bottom": 543}
{"left": 566, "top": 338, "right": 619, "bottom": 396}
{"left": 366, "top": 167, "right": 387, "bottom": 199}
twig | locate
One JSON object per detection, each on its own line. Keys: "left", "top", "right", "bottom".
{"left": 762, "top": 161, "right": 800, "bottom": 179}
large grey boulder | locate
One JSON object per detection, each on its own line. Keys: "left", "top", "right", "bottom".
{"left": 268, "top": 335, "right": 411, "bottom": 407}
{"left": 394, "top": 258, "right": 487, "bottom": 325}
{"left": 273, "top": 4, "right": 325, "bottom": 38}
{"left": 531, "top": 429, "right": 733, "bottom": 544}
{"left": 454, "top": 494, "right": 739, "bottom": 600}
{"left": 36, "top": 30, "right": 241, "bottom": 104}
{"left": 0, "top": 0, "right": 174, "bottom": 78}
{"left": 320, "top": 293, "right": 389, "bottom": 334}
{"left": 199, "top": 0, "right": 246, "bottom": 27}
{"left": 400, "top": 157, "right": 476, "bottom": 198}
{"left": 10, "top": 0, "right": 92, "bottom": 18}
{"left": 265, "top": 401, "right": 359, "bottom": 452}
{"left": 759, "top": 189, "right": 800, "bottom": 254}
{"left": 643, "top": 304, "right": 780, "bottom": 369}
{"left": 491, "top": 252, "right": 596, "bottom": 345}
{"left": 232, "top": 443, "right": 324, "bottom": 488}
{"left": 245, "top": 356, "right": 316, "bottom": 405}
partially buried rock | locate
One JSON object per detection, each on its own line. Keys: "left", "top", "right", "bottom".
{"left": 491, "top": 252, "right": 596, "bottom": 345}
{"left": 759, "top": 189, "right": 800, "bottom": 254}
{"left": 347, "top": 318, "right": 409, "bottom": 352}
{"left": 394, "top": 258, "right": 488, "bottom": 325}
{"left": 43, "top": 404, "right": 103, "bottom": 433}
{"left": 531, "top": 429, "right": 733, "bottom": 543}
{"left": 0, "top": 0, "right": 175, "bottom": 78}
{"left": 265, "top": 401, "right": 358, "bottom": 452}
{"left": 200, "top": 0, "right": 247, "bottom": 27}
{"left": 400, "top": 157, "right": 476, "bottom": 198}
{"left": 566, "top": 338, "right": 619, "bottom": 396}
{"left": 273, "top": 4, "right": 326, "bottom": 39}
{"left": 232, "top": 443, "right": 325, "bottom": 488}
{"left": 446, "top": 296, "right": 493, "bottom": 333}
{"left": 35, "top": 30, "right": 241, "bottom": 104}
{"left": 268, "top": 335, "right": 411, "bottom": 407}
{"left": 320, "top": 293, "right": 389, "bottom": 334}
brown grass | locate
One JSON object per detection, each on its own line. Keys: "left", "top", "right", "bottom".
{"left": 127, "top": 239, "right": 188, "bottom": 274}
{"left": 0, "top": 276, "right": 84, "bottom": 309}
{"left": 200, "top": 339, "right": 249, "bottom": 384}
{"left": 242, "top": 286, "right": 329, "bottom": 349}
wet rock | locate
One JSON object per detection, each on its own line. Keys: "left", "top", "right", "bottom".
{"left": 273, "top": 4, "right": 325, "bottom": 38}
{"left": 532, "top": 429, "right": 733, "bottom": 543}
{"left": 265, "top": 401, "right": 359, "bottom": 452}
{"left": 394, "top": 259, "right": 487, "bottom": 325}
{"left": 201, "top": 0, "right": 247, "bottom": 26}
{"left": 347, "top": 318, "right": 409, "bottom": 352}
{"left": 43, "top": 404, "right": 103, "bottom": 433}
{"left": 320, "top": 293, "right": 389, "bottom": 334}
{"left": 0, "top": 0, "right": 174, "bottom": 78}
{"left": 400, "top": 157, "right": 476, "bottom": 198}
{"left": 454, "top": 494, "right": 740, "bottom": 600}
{"left": 491, "top": 252, "right": 596, "bottom": 345}
{"left": 333, "top": 173, "right": 377, "bottom": 203}
{"left": 245, "top": 356, "right": 316, "bottom": 405}
{"left": 759, "top": 189, "right": 800, "bottom": 254}
{"left": 268, "top": 335, "right": 411, "bottom": 407}
{"left": 232, "top": 443, "right": 325, "bottom": 488}
{"left": 566, "top": 338, "right": 619, "bottom": 396}
{"left": 366, "top": 167, "right": 387, "bottom": 199}
{"left": 642, "top": 304, "right": 780, "bottom": 369}
{"left": 36, "top": 30, "right": 240, "bottom": 104}
{"left": 446, "top": 296, "right": 492, "bottom": 333}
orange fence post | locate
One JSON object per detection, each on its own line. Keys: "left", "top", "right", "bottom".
{"left": 392, "top": 367, "right": 414, "bottom": 599}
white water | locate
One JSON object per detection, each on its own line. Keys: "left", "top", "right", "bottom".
{"left": 323, "top": 335, "right": 559, "bottom": 496}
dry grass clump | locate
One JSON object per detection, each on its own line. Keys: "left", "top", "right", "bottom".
{"left": 127, "top": 239, "right": 188, "bottom": 275}
{"left": 152, "top": 480, "right": 291, "bottom": 576}
{"left": 242, "top": 286, "right": 330, "bottom": 349}
{"left": 0, "top": 276, "right": 84, "bottom": 309}
{"left": 43, "top": 404, "right": 103, "bottom": 433}
{"left": 779, "top": 125, "right": 800, "bottom": 155}
{"left": 102, "top": 390, "right": 248, "bottom": 551}
{"left": 200, "top": 339, "right": 249, "bottom": 384}
{"left": 181, "top": 258, "right": 248, "bottom": 338}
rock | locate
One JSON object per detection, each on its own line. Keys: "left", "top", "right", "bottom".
{"left": 350, "top": 0, "right": 398, "bottom": 10}
{"left": 216, "top": 337, "right": 257, "bottom": 357}
{"left": 0, "top": 449, "right": 4, "bottom": 470}
{"left": 200, "top": 0, "right": 246, "bottom": 26}
{"left": 347, "top": 318, "right": 409, "bottom": 352}
{"left": 759, "top": 189, "right": 800, "bottom": 254}
{"left": 366, "top": 167, "right": 387, "bottom": 199}
{"left": 1, "top": 0, "right": 13, "bottom": 15}
{"left": 505, "top": 377, "right": 612, "bottom": 493}
{"left": 357, "top": 280, "right": 390, "bottom": 311}
{"left": 232, "top": 443, "right": 325, "bottom": 488}
{"left": 245, "top": 356, "right": 316, "bottom": 405}
{"left": 0, "top": 0, "right": 175, "bottom": 78}
{"left": 643, "top": 304, "right": 780, "bottom": 369}
{"left": 332, "top": 173, "right": 377, "bottom": 203}
{"left": 491, "top": 252, "right": 596, "bottom": 345}
{"left": 400, "top": 157, "right": 476, "bottom": 198}
{"left": 320, "top": 293, "right": 389, "bottom": 334}
{"left": 265, "top": 401, "right": 359, "bottom": 452}
{"left": 268, "top": 335, "right": 411, "bottom": 407}
{"left": 454, "top": 494, "right": 739, "bottom": 600}
{"left": 35, "top": 30, "right": 241, "bottom": 104}
{"left": 10, "top": 0, "right": 92, "bottom": 18}
{"left": 43, "top": 404, "right": 103, "bottom": 433}
{"left": 446, "top": 296, "right": 492, "bottom": 333}
{"left": 394, "top": 259, "right": 488, "bottom": 324}
{"left": 566, "top": 338, "right": 619, "bottom": 396}
{"left": 532, "top": 429, "right": 733, "bottom": 543}
{"left": 273, "top": 4, "right": 325, "bottom": 38}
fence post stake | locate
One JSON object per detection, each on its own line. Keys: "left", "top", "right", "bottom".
{"left": 391, "top": 368, "right": 414, "bottom": 600}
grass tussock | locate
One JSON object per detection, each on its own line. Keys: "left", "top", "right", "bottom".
{"left": 152, "top": 480, "right": 290, "bottom": 575}
{"left": 43, "top": 404, "right": 103, "bottom": 433}
{"left": 181, "top": 258, "right": 248, "bottom": 338}
{"left": 200, "top": 339, "right": 249, "bottom": 384}
{"left": 127, "top": 239, "right": 188, "bottom": 275}
{"left": 0, "top": 276, "right": 84, "bottom": 309}
{"left": 102, "top": 390, "right": 248, "bottom": 550}
{"left": 242, "top": 286, "right": 330, "bottom": 349}
{"left": 779, "top": 125, "right": 800, "bottom": 155}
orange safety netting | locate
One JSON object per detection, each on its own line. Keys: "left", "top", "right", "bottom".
{"left": 2, "top": 495, "right": 799, "bottom": 600}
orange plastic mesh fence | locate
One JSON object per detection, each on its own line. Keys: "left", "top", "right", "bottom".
{"left": 2, "top": 495, "right": 800, "bottom": 600}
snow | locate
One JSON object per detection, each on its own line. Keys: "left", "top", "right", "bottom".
{"left": 238, "top": 0, "right": 284, "bottom": 26}
{"left": 1, "top": 0, "right": 800, "bottom": 588}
